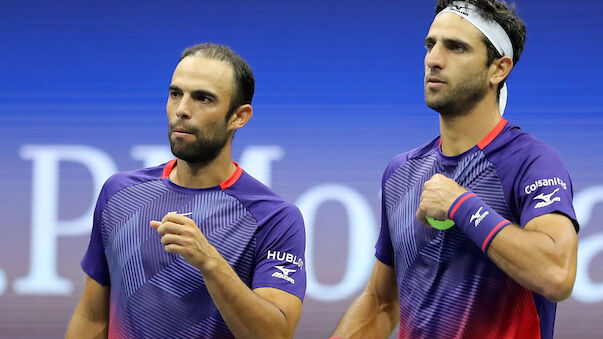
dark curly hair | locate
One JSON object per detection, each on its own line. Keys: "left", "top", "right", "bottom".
{"left": 436, "top": 0, "right": 527, "bottom": 94}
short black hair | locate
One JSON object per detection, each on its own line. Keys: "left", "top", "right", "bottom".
{"left": 436, "top": 0, "right": 527, "bottom": 94}
{"left": 180, "top": 43, "right": 255, "bottom": 118}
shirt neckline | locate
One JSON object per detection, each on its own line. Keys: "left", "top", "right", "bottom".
{"left": 161, "top": 159, "right": 243, "bottom": 192}
{"left": 436, "top": 118, "right": 508, "bottom": 163}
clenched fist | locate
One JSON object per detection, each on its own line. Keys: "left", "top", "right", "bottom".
{"left": 416, "top": 174, "right": 467, "bottom": 226}
{"left": 150, "top": 212, "right": 221, "bottom": 272}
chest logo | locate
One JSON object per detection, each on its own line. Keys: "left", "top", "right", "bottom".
{"left": 470, "top": 207, "right": 489, "bottom": 227}
{"left": 534, "top": 188, "right": 561, "bottom": 208}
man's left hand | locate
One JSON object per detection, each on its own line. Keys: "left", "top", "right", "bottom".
{"left": 416, "top": 174, "right": 467, "bottom": 226}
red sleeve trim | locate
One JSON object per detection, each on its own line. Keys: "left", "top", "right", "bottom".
{"left": 161, "top": 159, "right": 177, "bottom": 179}
{"left": 477, "top": 118, "right": 507, "bottom": 149}
{"left": 449, "top": 192, "right": 476, "bottom": 220}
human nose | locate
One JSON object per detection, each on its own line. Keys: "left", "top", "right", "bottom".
{"left": 425, "top": 43, "right": 445, "bottom": 70}
{"left": 176, "top": 94, "right": 192, "bottom": 119}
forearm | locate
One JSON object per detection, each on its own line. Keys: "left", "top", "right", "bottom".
{"left": 419, "top": 175, "right": 577, "bottom": 302}
{"left": 152, "top": 213, "right": 301, "bottom": 338}
{"left": 66, "top": 312, "right": 108, "bottom": 339}
{"left": 66, "top": 277, "right": 109, "bottom": 339}
{"left": 442, "top": 191, "right": 577, "bottom": 302}
{"left": 332, "top": 290, "right": 398, "bottom": 339}
{"left": 487, "top": 223, "right": 577, "bottom": 301}
{"left": 199, "top": 250, "right": 293, "bottom": 339}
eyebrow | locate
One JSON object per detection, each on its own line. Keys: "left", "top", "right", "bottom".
{"left": 169, "top": 85, "right": 218, "bottom": 101}
{"left": 425, "top": 36, "right": 472, "bottom": 50}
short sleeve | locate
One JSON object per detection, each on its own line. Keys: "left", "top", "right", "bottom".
{"left": 516, "top": 150, "right": 579, "bottom": 232}
{"left": 375, "top": 165, "right": 395, "bottom": 266}
{"left": 252, "top": 204, "right": 306, "bottom": 301}
{"left": 81, "top": 181, "right": 111, "bottom": 286}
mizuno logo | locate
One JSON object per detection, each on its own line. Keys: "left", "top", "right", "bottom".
{"left": 272, "top": 265, "right": 296, "bottom": 284}
{"left": 470, "top": 207, "right": 489, "bottom": 227}
{"left": 274, "top": 265, "right": 296, "bottom": 276}
{"left": 534, "top": 188, "right": 561, "bottom": 208}
{"left": 450, "top": 4, "right": 469, "bottom": 15}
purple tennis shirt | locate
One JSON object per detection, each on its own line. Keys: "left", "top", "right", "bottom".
{"left": 81, "top": 160, "right": 306, "bottom": 338}
{"left": 376, "top": 119, "right": 578, "bottom": 339}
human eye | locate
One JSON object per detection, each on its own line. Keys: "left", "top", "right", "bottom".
{"left": 197, "top": 95, "right": 211, "bottom": 103}
{"left": 191, "top": 92, "right": 215, "bottom": 103}
{"left": 425, "top": 40, "right": 435, "bottom": 51}
{"left": 449, "top": 42, "right": 466, "bottom": 53}
{"left": 169, "top": 90, "right": 182, "bottom": 99}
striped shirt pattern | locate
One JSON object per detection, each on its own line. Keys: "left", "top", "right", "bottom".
{"left": 376, "top": 120, "right": 578, "bottom": 339}
{"left": 82, "top": 162, "right": 305, "bottom": 338}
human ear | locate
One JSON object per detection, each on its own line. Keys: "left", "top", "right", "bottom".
{"left": 489, "top": 56, "right": 513, "bottom": 87}
{"left": 228, "top": 104, "right": 253, "bottom": 131}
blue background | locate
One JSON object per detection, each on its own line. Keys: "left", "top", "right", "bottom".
{"left": 1, "top": 1, "right": 602, "bottom": 338}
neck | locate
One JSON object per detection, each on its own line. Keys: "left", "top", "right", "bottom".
{"left": 439, "top": 92, "right": 502, "bottom": 156}
{"left": 170, "top": 142, "right": 237, "bottom": 189}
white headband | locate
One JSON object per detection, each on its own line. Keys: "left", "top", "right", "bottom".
{"left": 438, "top": 1, "right": 513, "bottom": 59}
{"left": 438, "top": 1, "right": 512, "bottom": 114}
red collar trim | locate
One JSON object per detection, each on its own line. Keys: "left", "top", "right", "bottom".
{"left": 161, "top": 159, "right": 177, "bottom": 179}
{"left": 477, "top": 118, "right": 507, "bottom": 149}
{"left": 438, "top": 118, "right": 507, "bottom": 151}
{"left": 161, "top": 159, "right": 243, "bottom": 190}
{"left": 220, "top": 162, "right": 243, "bottom": 190}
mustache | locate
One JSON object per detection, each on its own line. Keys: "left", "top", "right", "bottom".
{"left": 425, "top": 70, "right": 447, "bottom": 83}
{"left": 169, "top": 121, "right": 199, "bottom": 134}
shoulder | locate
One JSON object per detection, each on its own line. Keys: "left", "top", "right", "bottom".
{"left": 99, "top": 163, "right": 166, "bottom": 203}
{"left": 482, "top": 122, "right": 577, "bottom": 226}
{"left": 224, "top": 171, "right": 304, "bottom": 228}
{"left": 484, "top": 122, "right": 568, "bottom": 172}
{"left": 382, "top": 136, "right": 440, "bottom": 184}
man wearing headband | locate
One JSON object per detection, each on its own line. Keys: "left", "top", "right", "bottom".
{"left": 331, "top": 1, "right": 578, "bottom": 338}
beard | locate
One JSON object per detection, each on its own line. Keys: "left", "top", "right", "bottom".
{"left": 168, "top": 120, "right": 231, "bottom": 165}
{"left": 425, "top": 67, "right": 489, "bottom": 119}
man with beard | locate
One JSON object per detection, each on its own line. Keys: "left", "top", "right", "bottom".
{"left": 331, "top": 1, "right": 578, "bottom": 338}
{"left": 67, "top": 43, "right": 305, "bottom": 339}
